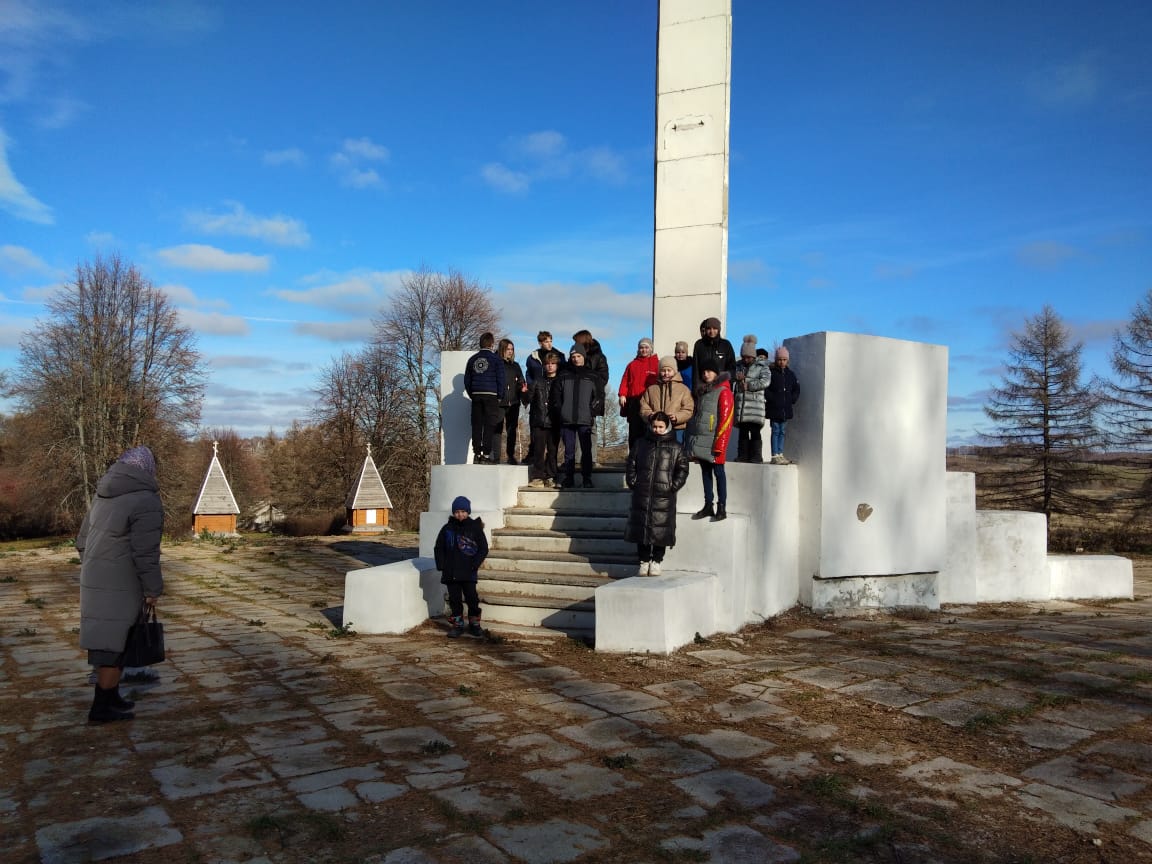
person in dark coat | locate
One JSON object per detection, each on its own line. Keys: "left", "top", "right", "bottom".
{"left": 765, "top": 346, "right": 801, "bottom": 464}
{"left": 557, "top": 343, "right": 602, "bottom": 487}
{"left": 495, "top": 338, "right": 528, "bottom": 464}
{"left": 433, "top": 495, "right": 489, "bottom": 638}
{"left": 692, "top": 317, "right": 737, "bottom": 383}
{"left": 572, "top": 329, "right": 609, "bottom": 417}
{"left": 76, "top": 446, "right": 164, "bottom": 723}
{"left": 464, "top": 332, "right": 506, "bottom": 464}
{"left": 625, "top": 413, "right": 690, "bottom": 576}
{"left": 525, "top": 350, "right": 563, "bottom": 487}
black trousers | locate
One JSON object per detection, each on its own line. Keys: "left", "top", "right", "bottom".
{"left": 530, "top": 425, "right": 560, "bottom": 480}
{"left": 638, "top": 543, "right": 666, "bottom": 563}
{"left": 470, "top": 395, "right": 502, "bottom": 458}
{"left": 736, "top": 423, "right": 763, "bottom": 462}
{"left": 497, "top": 403, "right": 521, "bottom": 462}
{"left": 446, "top": 582, "right": 481, "bottom": 618}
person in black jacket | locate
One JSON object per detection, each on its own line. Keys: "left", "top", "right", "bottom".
{"left": 433, "top": 495, "right": 489, "bottom": 638}
{"left": 525, "top": 350, "right": 563, "bottom": 487}
{"left": 765, "top": 346, "right": 801, "bottom": 464}
{"left": 464, "top": 332, "right": 506, "bottom": 464}
{"left": 692, "top": 317, "right": 737, "bottom": 384}
{"left": 625, "top": 413, "right": 690, "bottom": 576}
{"left": 495, "top": 338, "right": 527, "bottom": 464}
{"left": 557, "top": 343, "right": 601, "bottom": 487}
{"left": 572, "top": 329, "right": 609, "bottom": 418}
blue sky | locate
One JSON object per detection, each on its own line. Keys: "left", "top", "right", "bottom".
{"left": 1, "top": 0, "right": 1149, "bottom": 445}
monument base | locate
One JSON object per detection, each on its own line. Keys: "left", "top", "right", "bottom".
{"left": 811, "top": 572, "right": 940, "bottom": 616}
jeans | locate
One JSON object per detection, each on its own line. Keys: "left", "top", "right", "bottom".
{"left": 700, "top": 461, "right": 727, "bottom": 506}
{"left": 770, "top": 420, "right": 787, "bottom": 456}
{"left": 561, "top": 425, "right": 593, "bottom": 480}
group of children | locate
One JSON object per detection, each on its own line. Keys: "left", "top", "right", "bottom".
{"left": 441, "top": 320, "right": 801, "bottom": 636}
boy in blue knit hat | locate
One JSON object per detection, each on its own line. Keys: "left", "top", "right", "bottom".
{"left": 433, "top": 495, "right": 488, "bottom": 638}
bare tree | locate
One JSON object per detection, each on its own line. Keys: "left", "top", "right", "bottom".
{"left": 11, "top": 254, "right": 205, "bottom": 523}
{"left": 982, "top": 305, "right": 1100, "bottom": 526}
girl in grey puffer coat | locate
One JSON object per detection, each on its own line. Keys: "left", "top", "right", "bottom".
{"left": 732, "top": 337, "right": 771, "bottom": 463}
{"left": 76, "top": 446, "right": 164, "bottom": 723}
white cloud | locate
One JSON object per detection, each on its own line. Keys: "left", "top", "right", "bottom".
{"left": 156, "top": 244, "right": 271, "bottom": 272}
{"left": 178, "top": 308, "right": 250, "bottom": 336}
{"left": 85, "top": 230, "right": 117, "bottom": 248}
{"left": 0, "top": 244, "right": 53, "bottom": 275}
{"left": 185, "top": 201, "right": 310, "bottom": 248}
{"left": 294, "top": 319, "right": 375, "bottom": 342}
{"left": 156, "top": 282, "right": 201, "bottom": 306}
{"left": 1030, "top": 55, "right": 1101, "bottom": 109}
{"left": 481, "top": 129, "right": 630, "bottom": 194}
{"left": 330, "top": 136, "right": 389, "bottom": 189}
{"left": 19, "top": 281, "right": 65, "bottom": 302}
{"left": 0, "top": 315, "right": 35, "bottom": 348}
{"left": 497, "top": 281, "right": 651, "bottom": 341}
{"left": 480, "top": 162, "right": 530, "bottom": 194}
{"left": 0, "top": 128, "right": 53, "bottom": 224}
{"left": 1017, "top": 240, "right": 1079, "bottom": 270}
{"left": 262, "top": 147, "right": 306, "bottom": 167}
{"left": 273, "top": 269, "right": 408, "bottom": 313}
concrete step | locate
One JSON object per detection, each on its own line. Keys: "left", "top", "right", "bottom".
{"left": 503, "top": 510, "right": 628, "bottom": 532}
{"left": 484, "top": 549, "right": 638, "bottom": 579}
{"left": 490, "top": 529, "right": 634, "bottom": 556}
{"left": 477, "top": 569, "right": 612, "bottom": 603}
{"left": 516, "top": 488, "right": 631, "bottom": 512}
{"left": 477, "top": 591, "right": 596, "bottom": 631}
{"left": 427, "top": 617, "right": 594, "bottom": 643}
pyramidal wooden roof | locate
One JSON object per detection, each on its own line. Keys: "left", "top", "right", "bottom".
{"left": 346, "top": 446, "right": 393, "bottom": 510}
{"left": 192, "top": 443, "right": 241, "bottom": 515}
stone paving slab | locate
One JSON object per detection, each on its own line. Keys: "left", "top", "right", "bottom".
{"left": 36, "top": 805, "right": 183, "bottom": 863}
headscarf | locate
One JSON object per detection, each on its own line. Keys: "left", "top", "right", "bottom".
{"left": 117, "top": 446, "right": 156, "bottom": 478}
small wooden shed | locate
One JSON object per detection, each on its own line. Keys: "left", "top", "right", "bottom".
{"left": 192, "top": 441, "right": 241, "bottom": 536}
{"left": 345, "top": 445, "right": 393, "bottom": 532}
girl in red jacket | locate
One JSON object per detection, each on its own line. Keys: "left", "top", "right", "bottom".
{"left": 618, "top": 337, "right": 659, "bottom": 453}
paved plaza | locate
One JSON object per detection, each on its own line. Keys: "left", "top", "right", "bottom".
{"left": 2, "top": 537, "right": 1151, "bottom": 863}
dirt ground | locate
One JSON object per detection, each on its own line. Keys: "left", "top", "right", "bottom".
{"left": 2, "top": 536, "right": 1151, "bottom": 863}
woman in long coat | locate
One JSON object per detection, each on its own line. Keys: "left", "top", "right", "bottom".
{"left": 624, "top": 412, "right": 690, "bottom": 576}
{"left": 76, "top": 446, "right": 164, "bottom": 723}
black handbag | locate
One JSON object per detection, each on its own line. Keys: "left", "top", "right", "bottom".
{"left": 123, "top": 604, "right": 166, "bottom": 667}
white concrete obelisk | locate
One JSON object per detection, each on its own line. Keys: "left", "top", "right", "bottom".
{"left": 652, "top": 0, "right": 732, "bottom": 354}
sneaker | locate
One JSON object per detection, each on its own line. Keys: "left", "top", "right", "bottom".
{"left": 692, "top": 504, "right": 714, "bottom": 520}
{"left": 544, "top": 477, "right": 556, "bottom": 488}
{"left": 121, "top": 667, "right": 160, "bottom": 684}
{"left": 638, "top": 560, "right": 650, "bottom": 577}
{"left": 529, "top": 478, "right": 545, "bottom": 488}
{"left": 648, "top": 561, "right": 662, "bottom": 576}
{"left": 467, "top": 621, "right": 484, "bottom": 638}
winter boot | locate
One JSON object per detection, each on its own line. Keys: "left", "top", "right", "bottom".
{"left": 446, "top": 615, "right": 465, "bottom": 639}
{"left": 692, "top": 503, "right": 715, "bottom": 520}
{"left": 467, "top": 615, "right": 484, "bottom": 638}
{"left": 110, "top": 685, "right": 135, "bottom": 711}
{"left": 713, "top": 504, "right": 728, "bottom": 522}
{"left": 88, "top": 685, "right": 135, "bottom": 724}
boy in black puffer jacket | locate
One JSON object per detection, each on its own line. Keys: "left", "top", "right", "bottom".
{"left": 433, "top": 496, "right": 489, "bottom": 638}
{"left": 624, "top": 412, "right": 690, "bottom": 577}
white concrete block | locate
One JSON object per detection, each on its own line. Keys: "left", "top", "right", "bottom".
{"left": 595, "top": 572, "right": 718, "bottom": 654}
{"left": 342, "top": 558, "right": 442, "bottom": 634}
{"left": 440, "top": 350, "right": 472, "bottom": 465}
{"left": 974, "top": 511, "right": 1049, "bottom": 602}
{"left": 657, "top": 86, "right": 728, "bottom": 160}
{"left": 429, "top": 464, "right": 526, "bottom": 512}
{"left": 658, "top": 15, "right": 730, "bottom": 94}
{"left": 812, "top": 573, "right": 939, "bottom": 614}
{"left": 1048, "top": 555, "right": 1133, "bottom": 600}
{"left": 655, "top": 155, "right": 727, "bottom": 230}
{"left": 789, "top": 332, "right": 947, "bottom": 600}
{"left": 660, "top": 0, "right": 730, "bottom": 27}
{"left": 939, "top": 472, "right": 979, "bottom": 604}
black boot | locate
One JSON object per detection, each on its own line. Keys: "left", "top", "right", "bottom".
{"left": 110, "top": 686, "right": 135, "bottom": 711}
{"left": 88, "top": 685, "right": 135, "bottom": 724}
{"left": 692, "top": 503, "right": 714, "bottom": 520}
{"left": 713, "top": 504, "right": 727, "bottom": 522}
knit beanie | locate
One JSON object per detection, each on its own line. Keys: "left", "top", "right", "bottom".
{"left": 117, "top": 446, "right": 156, "bottom": 478}
{"left": 699, "top": 357, "right": 720, "bottom": 375}
{"left": 703, "top": 317, "right": 722, "bottom": 330}
{"left": 675, "top": 340, "right": 689, "bottom": 354}
{"left": 659, "top": 355, "right": 676, "bottom": 372}
{"left": 638, "top": 337, "right": 654, "bottom": 352}
{"left": 569, "top": 342, "right": 587, "bottom": 358}
{"left": 451, "top": 496, "right": 471, "bottom": 513}
{"left": 741, "top": 334, "right": 758, "bottom": 358}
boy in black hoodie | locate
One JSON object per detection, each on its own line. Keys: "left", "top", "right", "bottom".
{"left": 433, "top": 495, "right": 488, "bottom": 638}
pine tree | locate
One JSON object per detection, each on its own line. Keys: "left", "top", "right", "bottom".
{"left": 983, "top": 305, "right": 1100, "bottom": 525}
{"left": 1103, "top": 289, "right": 1152, "bottom": 516}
